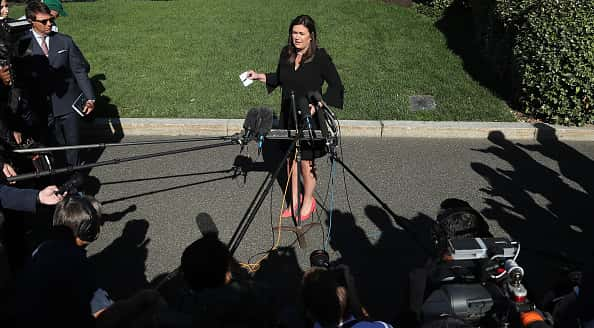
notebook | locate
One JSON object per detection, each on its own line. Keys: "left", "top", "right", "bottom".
{"left": 72, "top": 93, "right": 88, "bottom": 117}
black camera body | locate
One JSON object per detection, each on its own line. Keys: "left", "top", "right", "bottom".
{"left": 309, "top": 249, "right": 350, "bottom": 289}
{"left": 0, "top": 19, "right": 32, "bottom": 79}
{"left": 421, "top": 237, "right": 534, "bottom": 327}
{"left": 10, "top": 138, "right": 54, "bottom": 174}
{"left": 308, "top": 249, "right": 367, "bottom": 320}
{"left": 422, "top": 283, "right": 494, "bottom": 325}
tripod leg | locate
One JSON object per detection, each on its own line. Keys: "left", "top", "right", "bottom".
{"left": 228, "top": 140, "right": 297, "bottom": 255}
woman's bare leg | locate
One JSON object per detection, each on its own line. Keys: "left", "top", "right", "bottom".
{"left": 300, "top": 159, "right": 316, "bottom": 217}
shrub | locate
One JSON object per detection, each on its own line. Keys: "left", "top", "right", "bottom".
{"left": 512, "top": 0, "right": 594, "bottom": 125}
{"left": 467, "top": 0, "right": 593, "bottom": 125}
{"left": 415, "top": 0, "right": 471, "bottom": 17}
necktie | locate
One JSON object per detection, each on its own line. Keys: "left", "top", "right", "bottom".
{"left": 40, "top": 36, "right": 49, "bottom": 57}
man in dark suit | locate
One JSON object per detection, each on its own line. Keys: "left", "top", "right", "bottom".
{"left": 20, "top": 1, "right": 95, "bottom": 168}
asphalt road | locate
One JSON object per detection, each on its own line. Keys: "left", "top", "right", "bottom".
{"left": 80, "top": 132, "right": 594, "bottom": 321}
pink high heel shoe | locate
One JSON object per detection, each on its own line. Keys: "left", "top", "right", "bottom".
{"left": 281, "top": 195, "right": 303, "bottom": 218}
{"left": 299, "top": 198, "right": 317, "bottom": 221}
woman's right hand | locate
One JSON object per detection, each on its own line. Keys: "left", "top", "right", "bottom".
{"left": 246, "top": 70, "right": 266, "bottom": 83}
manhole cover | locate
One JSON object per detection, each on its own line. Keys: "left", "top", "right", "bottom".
{"left": 410, "top": 95, "right": 436, "bottom": 111}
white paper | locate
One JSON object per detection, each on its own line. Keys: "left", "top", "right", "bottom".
{"left": 239, "top": 71, "right": 254, "bottom": 87}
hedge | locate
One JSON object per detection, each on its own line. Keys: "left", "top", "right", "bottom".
{"left": 512, "top": 0, "right": 594, "bottom": 125}
{"left": 420, "top": 0, "right": 594, "bottom": 125}
{"left": 415, "top": 0, "right": 470, "bottom": 16}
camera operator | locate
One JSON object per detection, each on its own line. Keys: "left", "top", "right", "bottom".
{"left": 402, "top": 199, "right": 558, "bottom": 328}
{"left": 14, "top": 194, "right": 104, "bottom": 326}
{"left": 0, "top": 59, "right": 23, "bottom": 148}
{"left": 161, "top": 233, "right": 276, "bottom": 327}
{"left": 301, "top": 267, "right": 392, "bottom": 328}
{"left": 301, "top": 250, "right": 392, "bottom": 328}
{"left": 13, "top": 194, "right": 162, "bottom": 327}
{"left": 538, "top": 258, "right": 594, "bottom": 328}
{"left": 402, "top": 199, "right": 492, "bottom": 326}
{"left": 0, "top": 182, "right": 60, "bottom": 322}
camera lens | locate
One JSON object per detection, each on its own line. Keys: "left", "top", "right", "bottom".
{"left": 309, "top": 249, "right": 330, "bottom": 268}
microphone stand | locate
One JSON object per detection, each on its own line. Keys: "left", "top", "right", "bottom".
{"left": 11, "top": 136, "right": 234, "bottom": 154}
{"left": 7, "top": 140, "right": 239, "bottom": 183}
{"left": 276, "top": 91, "right": 320, "bottom": 248}
{"left": 228, "top": 137, "right": 296, "bottom": 255}
{"left": 229, "top": 92, "right": 321, "bottom": 252}
{"left": 291, "top": 91, "right": 303, "bottom": 227}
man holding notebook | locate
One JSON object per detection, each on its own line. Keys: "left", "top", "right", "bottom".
{"left": 19, "top": 1, "right": 95, "bottom": 168}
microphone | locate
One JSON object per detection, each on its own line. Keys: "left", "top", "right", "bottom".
{"left": 241, "top": 108, "right": 260, "bottom": 151}
{"left": 56, "top": 171, "right": 85, "bottom": 195}
{"left": 296, "top": 96, "right": 314, "bottom": 142}
{"left": 256, "top": 107, "right": 273, "bottom": 150}
{"left": 307, "top": 91, "right": 330, "bottom": 143}
{"left": 257, "top": 107, "right": 273, "bottom": 136}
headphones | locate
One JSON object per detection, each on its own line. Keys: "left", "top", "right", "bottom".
{"left": 65, "top": 193, "right": 101, "bottom": 243}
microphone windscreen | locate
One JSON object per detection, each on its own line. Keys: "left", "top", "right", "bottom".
{"left": 195, "top": 212, "right": 219, "bottom": 238}
{"left": 243, "top": 108, "right": 259, "bottom": 130}
{"left": 257, "top": 107, "right": 273, "bottom": 135}
{"left": 57, "top": 171, "right": 85, "bottom": 195}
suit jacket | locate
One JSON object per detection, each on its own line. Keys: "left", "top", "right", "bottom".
{"left": 0, "top": 184, "right": 37, "bottom": 213}
{"left": 18, "top": 31, "right": 95, "bottom": 117}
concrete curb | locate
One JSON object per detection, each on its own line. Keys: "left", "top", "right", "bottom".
{"left": 83, "top": 118, "right": 594, "bottom": 141}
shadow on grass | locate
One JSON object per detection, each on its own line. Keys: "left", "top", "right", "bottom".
{"left": 83, "top": 73, "right": 125, "bottom": 143}
{"left": 435, "top": 2, "right": 512, "bottom": 102}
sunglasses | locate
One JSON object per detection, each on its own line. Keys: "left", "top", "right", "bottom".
{"left": 33, "top": 18, "right": 55, "bottom": 25}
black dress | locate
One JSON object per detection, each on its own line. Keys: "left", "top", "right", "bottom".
{"left": 265, "top": 46, "right": 344, "bottom": 160}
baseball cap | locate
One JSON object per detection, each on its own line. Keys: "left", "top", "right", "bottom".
{"left": 44, "top": 0, "right": 68, "bottom": 17}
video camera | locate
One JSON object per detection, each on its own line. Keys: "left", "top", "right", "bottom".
{"left": 421, "top": 237, "right": 534, "bottom": 327}
{"left": 12, "top": 137, "right": 54, "bottom": 173}
{"left": 417, "top": 199, "right": 544, "bottom": 327}
{"left": 0, "top": 19, "right": 32, "bottom": 82}
{"left": 308, "top": 249, "right": 367, "bottom": 320}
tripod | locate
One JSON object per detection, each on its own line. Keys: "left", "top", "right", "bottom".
{"left": 229, "top": 92, "right": 321, "bottom": 253}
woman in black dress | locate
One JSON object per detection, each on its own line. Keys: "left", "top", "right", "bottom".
{"left": 247, "top": 15, "right": 344, "bottom": 221}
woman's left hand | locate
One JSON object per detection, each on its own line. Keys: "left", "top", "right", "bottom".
{"left": 309, "top": 103, "right": 316, "bottom": 115}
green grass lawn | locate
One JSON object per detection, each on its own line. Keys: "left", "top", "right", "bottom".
{"left": 16, "top": 0, "right": 516, "bottom": 121}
